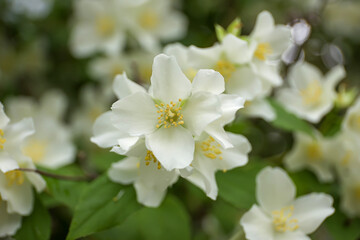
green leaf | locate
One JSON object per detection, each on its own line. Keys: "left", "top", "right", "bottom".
{"left": 94, "top": 195, "right": 191, "bottom": 240}
{"left": 89, "top": 150, "right": 123, "bottom": 172}
{"left": 40, "top": 165, "right": 88, "bottom": 209}
{"left": 15, "top": 197, "right": 51, "bottom": 240}
{"left": 215, "top": 24, "right": 226, "bottom": 42}
{"left": 325, "top": 206, "right": 360, "bottom": 240}
{"left": 226, "top": 18, "right": 242, "bottom": 36}
{"left": 217, "top": 160, "right": 268, "bottom": 209}
{"left": 269, "top": 99, "right": 314, "bottom": 137}
{"left": 66, "top": 175, "right": 141, "bottom": 240}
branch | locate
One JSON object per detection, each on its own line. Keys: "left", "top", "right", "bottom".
{"left": 17, "top": 168, "right": 96, "bottom": 182}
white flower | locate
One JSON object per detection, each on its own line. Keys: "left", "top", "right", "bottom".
{"left": 108, "top": 139, "right": 178, "bottom": 207}
{"left": 110, "top": 54, "right": 227, "bottom": 171}
{"left": 339, "top": 163, "right": 360, "bottom": 218}
{"left": 284, "top": 131, "right": 334, "bottom": 183}
{"left": 188, "top": 34, "right": 263, "bottom": 101}
{"left": 0, "top": 199, "right": 21, "bottom": 237}
{"left": 247, "top": 11, "right": 291, "bottom": 92}
{"left": 240, "top": 167, "right": 334, "bottom": 240}
{"left": 276, "top": 62, "right": 345, "bottom": 123}
{"left": 6, "top": 91, "right": 76, "bottom": 169}
{"left": 185, "top": 132, "right": 250, "bottom": 199}
{"left": 239, "top": 98, "right": 276, "bottom": 122}
{"left": 342, "top": 97, "right": 360, "bottom": 144}
{"left": 70, "top": 0, "right": 187, "bottom": 58}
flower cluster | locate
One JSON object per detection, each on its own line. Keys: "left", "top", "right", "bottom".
{"left": 92, "top": 54, "right": 251, "bottom": 206}
{"left": 0, "top": 102, "right": 46, "bottom": 237}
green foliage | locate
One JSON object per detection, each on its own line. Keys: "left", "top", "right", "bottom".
{"left": 66, "top": 175, "right": 141, "bottom": 240}
{"left": 15, "top": 197, "right": 51, "bottom": 240}
{"left": 217, "top": 160, "right": 268, "bottom": 209}
{"left": 94, "top": 195, "right": 191, "bottom": 240}
{"left": 269, "top": 99, "right": 315, "bottom": 137}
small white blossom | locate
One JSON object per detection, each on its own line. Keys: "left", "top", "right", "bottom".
{"left": 339, "top": 162, "right": 360, "bottom": 218}
{"left": 342, "top": 97, "right": 360, "bottom": 144}
{"left": 240, "top": 167, "right": 334, "bottom": 240}
{"left": 284, "top": 131, "right": 335, "bottom": 183}
{"left": 0, "top": 199, "right": 21, "bottom": 237}
{"left": 276, "top": 62, "right": 345, "bottom": 123}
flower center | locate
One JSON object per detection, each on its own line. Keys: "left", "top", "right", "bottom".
{"left": 139, "top": 11, "right": 159, "bottom": 30}
{"left": 96, "top": 16, "right": 116, "bottom": 36}
{"left": 214, "top": 59, "right": 235, "bottom": 81}
{"left": 185, "top": 68, "right": 197, "bottom": 82}
{"left": 0, "top": 129, "right": 6, "bottom": 150}
{"left": 254, "top": 42, "right": 272, "bottom": 61}
{"left": 306, "top": 142, "right": 323, "bottom": 161}
{"left": 200, "top": 136, "right": 223, "bottom": 160}
{"left": 22, "top": 140, "right": 47, "bottom": 163}
{"left": 5, "top": 170, "right": 25, "bottom": 186}
{"left": 144, "top": 150, "right": 161, "bottom": 170}
{"left": 272, "top": 205, "right": 299, "bottom": 232}
{"left": 300, "top": 81, "right": 323, "bottom": 105}
{"left": 155, "top": 99, "right": 184, "bottom": 129}
{"left": 341, "top": 150, "right": 352, "bottom": 166}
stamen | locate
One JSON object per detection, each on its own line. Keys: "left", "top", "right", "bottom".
{"left": 5, "top": 170, "right": 25, "bottom": 186}
{"left": 144, "top": 150, "right": 162, "bottom": 170}
{"left": 214, "top": 59, "right": 235, "bottom": 81}
{"left": 254, "top": 42, "right": 272, "bottom": 61}
{"left": 155, "top": 100, "right": 184, "bottom": 129}
{"left": 272, "top": 205, "right": 299, "bottom": 232}
{"left": 200, "top": 136, "right": 224, "bottom": 162}
{"left": 300, "top": 81, "right": 323, "bottom": 105}
{"left": 0, "top": 129, "right": 6, "bottom": 150}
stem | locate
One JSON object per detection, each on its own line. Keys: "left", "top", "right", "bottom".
{"left": 17, "top": 168, "right": 96, "bottom": 182}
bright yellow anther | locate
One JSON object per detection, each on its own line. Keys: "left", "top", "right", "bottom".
{"left": 5, "top": 170, "right": 25, "bottom": 186}
{"left": 199, "top": 136, "right": 224, "bottom": 164}
{"left": 144, "top": 150, "right": 161, "bottom": 170}
{"left": 254, "top": 42, "right": 272, "bottom": 61}
{"left": 0, "top": 129, "right": 6, "bottom": 150}
{"left": 154, "top": 100, "right": 184, "bottom": 129}
{"left": 272, "top": 206, "right": 299, "bottom": 232}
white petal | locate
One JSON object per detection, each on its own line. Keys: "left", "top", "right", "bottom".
{"left": 218, "top": 94, "right": 245, "bottom": 124}
{"left": 262, "top": 26, "right": 291, "bottom": 58}
{"left": 0, "top": 153, "right": 19, "bottom": 173}
{"left": 288, "top": 62, "right": 323, "bottom": 90}
{"left": 150, "top": 54, "right": 191, "bottom": 103}
{"left": 70, "top": 23, "right": 99, "bottom": 58}
{"left": 240, "top": 205, "right": 274, "bottom": 240}
{"left": 146, "top": 126, "right": 194, "bottom": 171}
{"left": 226, "top": 67, "right": 262, "bottom": 100}
{"left": 110, "top": 137, "right": 140, "bottom": 155}
{"left": 223, "top": 34, "right": 251, "bottom": 64}
{"left": 108, "top": 157, "right": 139, "bottom": 184}
{"left": 292, "top": 193, "right": 334, "bottom": 234}
{"left": 113, "top": 72, "right": 146, "bottom": 99}
{"left": 325, "top": 65, "right": 345, "bottom": 89}
{"left": 251, "top": 11, "right": 275, "bottom": 39}
{"left": 4, "top": 118, "right": 35, "bottom": 153}
{"left": 25, "top": 172, "right": 46, "bottom": 193}
{"left": 134, "top": 181, "right": 166, "bottom": 207}
{"left": 91, "top": 111, "right": 129, "bottom": 148}
{"left": 241, "top": 98, "right": 276, "bottom": 121}
{"left": 0, "top": 102, "right": 9, "bottom": 129}
{"left": 188, "top": 44, "right": 222, "bottom": 69}
{"left": 182, "top": 92, "right": 221, "bottom": 136}
{"left": 0, "top": 201, "right": 22, "bottom": 237}
{"left": 220, "top": 132, "right": 251, "bottom": 169}
{"left": 0, "top": 172, "right": 33, "bottom": 215}
{"left": 192, "top": 69, "right": 225, "bottom": 95}
{"left": 40, "top": 90, "right": 67, "bottom": 120}
{"left": 40, "top": 141, "right": 76, "bottom": 169}
{"left": 256, "top": 167, "right": 296, "bottom": 214}
{"left": 252, "top": 61, "right": 282, "bottom": 87}
{"left": 111, "top": 92, "right": 158, "bottom": 136}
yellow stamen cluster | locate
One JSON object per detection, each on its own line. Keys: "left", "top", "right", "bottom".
{"left": 5, "top": 170, "right": 25, "bottom": 186}
{"left": 306, "top": 142, "right": 323, "bottom": 161}
{"left": 214, "top": 59, "right": 235, "bottom": 81}
{"left": 96, "top": 16, "right": 116, "bottom": 36}
{"left": 300, "top": 81, "right": 323, "bottom": 105}
{"left": 200, "top": 136, "right": 223, "bottom": 160}
{"left": 155, "top": 99, "right": 184, "bottom": 129}
{"left": 144, "top": 150, "right": 161, "bottom": 170}
{"left": 254, "top": 42, "right": 272, "bottom": 61}
{"left": 0, "top": 129, "right": 6, "bottom": 150}
{"left": 22, "top": 140, "right": 47, "bottom": 163}
{"left": 139, "top": 11, "right": 159, "bottom": 30}
{"left": 272, "top": 205, "right": 299, "bottom": 232}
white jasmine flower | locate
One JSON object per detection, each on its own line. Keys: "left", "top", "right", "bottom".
{"left": 6, "top": 91, "right": 76, "bottom": 169}
{"left": 240, "top": 98, "right": 276, "bottom": 121}
{"left": 70, "top": 0, "right": 187, "bottom": 58}
{"left": 284, "top": 131, "right": 334, "bottom": 183}
{"left": 339, "top": 163, "right": 360, "bottom": 218}
{"left": 188, "top": 34, "right": 263, "bottom": 101}
{"left": 247, "top": 11, "right": 291, "bottom": 92}
{"left": 111, "top": 54, "right": 226, "bottom": 171}
{"left": 7, "top": 0, "right": 53, "bottom": 19}
{"left": 0, "top": 199, "right": 21, "bottom": 237}
{"left": 108, "top": 139, "right": 178, "bottom": 207}
{"left": 342, "top": 97, "right": 360, "bottom": 144}
{"left": 185, "top": 132, "right": 250, "bottom": 199}
{"left": 276, "top": 62, "right": 345, "bottom": 123}
{"left": 240, "top": 167, "right": 334, "bottom": 240}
